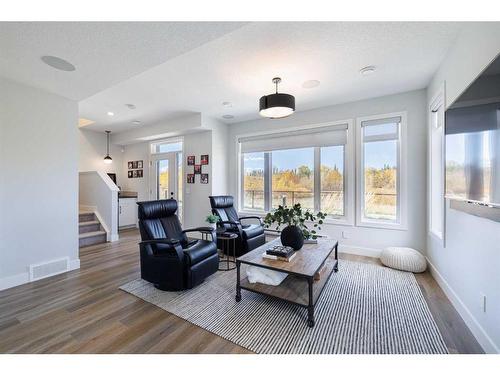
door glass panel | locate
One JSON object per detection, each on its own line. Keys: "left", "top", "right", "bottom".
{"left": 157, "top": 159, "right": 169, "bottom": 200}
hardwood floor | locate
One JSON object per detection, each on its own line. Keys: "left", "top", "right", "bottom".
{"left": 0, "top": 229, "right": 483, "bottom": 354}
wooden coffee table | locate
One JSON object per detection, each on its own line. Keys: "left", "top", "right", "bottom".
{"left": 235, "top": 238, "right": 338, "bottom": 328}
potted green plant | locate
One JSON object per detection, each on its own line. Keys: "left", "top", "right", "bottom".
{"left": 263, "top": 204, "right": 326, "bottom": 250}
{"left": 205, "top": 214, "right": 220, "bottom": 230}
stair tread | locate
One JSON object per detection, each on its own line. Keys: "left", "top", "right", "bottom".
{"left": 79, "top": 230, "right": 106, "bottom": 239}
{"left": 79, "top": 220, "right": 100, "bottom": 226}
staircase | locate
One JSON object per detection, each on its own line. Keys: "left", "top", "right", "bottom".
{"left": 79, "top": 211, "right": 107, "bottom": 247}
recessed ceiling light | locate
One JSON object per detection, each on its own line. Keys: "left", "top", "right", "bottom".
{"left": 222, "top": 114, "right": 234, "bottom": 120}
{"left": 360, "top": 66, "right": 376, "bottom": 76}
{"left": 41, "top": 55, "right": 76, "bottom": 72}
{"left": 125, "top": 104, "right": 136, "bottom": 110}
{"left": 302, "top": 80, "right": 320, "bottom": 89}
{"left": 107, "top": 111, "right": 114, "bottom": 117}
{"left": 132, "top": 120, "right": 141, "bottom": 125}
{"left": 222, "top": 102, "right": 232, "bottom": 108}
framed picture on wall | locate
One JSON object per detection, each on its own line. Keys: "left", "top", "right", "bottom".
{"left": 137, "top": 169, "right": 143, "bottom": 178}
{"left": 194, "top": 164, "right": 201, "bottom": 174}
{"left": 137, "top": 160, "right": 143, "bottom": 169}
{"left": 187, "top": 174, "right": 195, "bottom": 184}
{"left": 128, "top": 162, "right": 133, "bottom": 169}
{"left": 201, "top": 173, "right": 209, "bottom": 184}
{"left": 132, "top": 161, "right": 138, "bottom": 169}
{"left": 187, "top": 155, "right": 195, "bottom": 166}
{"left": 128, "top": 171, "right": 133, "bottom": 178}
{"left": 201, "top": 154, "right": 209, "bottom": 165}
{"left": 132, "top": 170, "right": 138, "bottom": 178}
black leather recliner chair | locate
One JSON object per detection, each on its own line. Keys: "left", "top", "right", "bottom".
{"left": 137, "top": 199, "right": 219, "bottom": 291}
{"left": 209, "top": 196, "right": 266, "bottom": 257}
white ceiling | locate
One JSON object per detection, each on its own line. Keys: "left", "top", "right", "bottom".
{"left": 0, "top": 22, "right": 246, "bottom": 100}
{"left": 1, "top": 22, "right": 463, "bottom": 133}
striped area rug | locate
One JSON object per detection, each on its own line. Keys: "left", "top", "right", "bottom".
{"left": 120, "top": 260, "right": 448, "bottom": 354}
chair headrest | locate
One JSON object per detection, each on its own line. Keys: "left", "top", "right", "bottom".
{"left": 137, "top": 199, "right": 178, "bottom": 220}
{"left": 209, "top": 195, "right": 234, "bottom": 209}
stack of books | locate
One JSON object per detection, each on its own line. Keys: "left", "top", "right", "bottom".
{"left": 262, "top": 245, "right": 296, "bottom": 262}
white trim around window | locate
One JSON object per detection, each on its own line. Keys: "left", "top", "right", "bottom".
{"left": 236, "top": 119, "right": 355, "bottom": 226}
{"left": 355, "top": 112, "right": 408, "bottom": 230}
{"left": 428, "top": 85, "right": 446, "bottom": 245}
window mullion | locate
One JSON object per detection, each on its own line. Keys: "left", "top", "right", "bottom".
{"left": 264, "top": 152, "right": 271, "bottom": 211}
{"left": 314, "top": 147, "right": 321, "bottom": 212}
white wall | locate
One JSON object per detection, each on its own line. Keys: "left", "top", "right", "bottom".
{"left": 183, "top": 131, "right": 213, "bottom": 228}
{"left": 79, "top": 128, "right": 124, "bottom": 186}
{"left": 427, "top": 23, "right": 500, "bottom": 353}
{"left": 0, "top": 77, "right": 79, "bottom": 290}
{"left": 227, "top": 89, "right": 427, "bottom": 256}
{"left": 207, "top": 118, "right": 229, "bottom": 196}
{"left": 118, "top": 128, "right": 224, "bottom": 229}
{"left": 120, "top": 141, "right": 150, "bottom": 201}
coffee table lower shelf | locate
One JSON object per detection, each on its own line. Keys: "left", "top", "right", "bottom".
{"left": 236, "top": 256, "right": 338, "bottom": 327}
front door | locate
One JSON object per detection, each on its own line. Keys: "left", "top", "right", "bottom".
{"left": 150, "top": 152, "right": 183, "bottom": 222}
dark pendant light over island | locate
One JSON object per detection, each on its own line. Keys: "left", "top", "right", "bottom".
{"left": 103, "top": 130, "right": 112, "bottom": 164}
{"left": 259, "top": 77, "right": 295, "bottom": 119}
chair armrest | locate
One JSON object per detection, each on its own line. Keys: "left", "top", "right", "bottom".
{"left": 140, "top": 239, "right": 179, "bottom": 246}
{"left": 218, "top": 220, "right": 241, "bottom": 228}
{"left": 182, "top": 227, "right": 216, "bottom": 241}
{"left": 239, "top": 216, "right": 264, "bottom": 226}
{"left": 139, "top": 239, "right": 183, "bottom": 260}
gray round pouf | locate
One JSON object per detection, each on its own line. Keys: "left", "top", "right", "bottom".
{"left": 380, "top": 247, "right": 427, "bottom": 273}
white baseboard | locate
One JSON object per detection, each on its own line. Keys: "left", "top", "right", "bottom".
{"left": 339, "top": 244, "right": 381, "bottom": 258}
{"left": 426, "top": 257, "right": 499, "bottom": 354}
{"left": 0, "top": 272, "right": 30, "bottom": 291}
{"left": 0, "top": 258, "right": 80, "bottom": 292}
{"left": 69, "top": 258, "right": 81, "bottom": 271}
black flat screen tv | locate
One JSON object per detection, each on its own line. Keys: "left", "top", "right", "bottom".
{"left": 445, "top": 54, "right": 500, "bottom": 206}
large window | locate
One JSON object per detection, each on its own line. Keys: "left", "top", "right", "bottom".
{"left": 240, "top": 124, "right": 349, "bottom": 220}
{"left": 357, "top": 114, "right": 406, "bottom": 228}
{"left": 271, "top": 148, "right": 314, "bottom": 210}
{"left": 321, "top": 146, "right": 345, "bottom": 216}
{"left": 242, "top": 152, "right": 265, "bottom": 210}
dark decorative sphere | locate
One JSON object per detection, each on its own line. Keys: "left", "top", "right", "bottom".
{"left": 280, "top": 225, "right": 304, "bottom": 250}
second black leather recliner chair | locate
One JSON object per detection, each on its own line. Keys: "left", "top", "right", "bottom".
{"left": 209, "top": 195, "right": 266, "bottom": 257}
{"left": 137, "top": 199, "right": 219, "bottom": 291}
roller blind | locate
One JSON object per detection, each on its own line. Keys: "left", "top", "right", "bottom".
{"left": 239, "top": 124, "right": 348, "bottom": 153}
{"left": 362, "top": 116, "right": 400, "bottom": 142}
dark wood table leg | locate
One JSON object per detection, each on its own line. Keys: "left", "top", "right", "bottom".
{"left": 334, "top": 242, "right": 339, "bottom": 272}
{"left": 307, "top": 277, "right": 315, "bottom": 328}
{"left": 236, "top": 260, "right": 241, "bottom": 302}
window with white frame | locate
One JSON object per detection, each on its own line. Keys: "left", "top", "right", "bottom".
{"left": 150, "top": 139, "right": 183, "bottom": 154}
{"left": 357, "top": 114, "right": 406, "bottom": 228}
{"left": 429, "top": 95, "right": 444, "bottom": 240}
{"left": 239, "top": 124, "right": 349, "bottom": 220}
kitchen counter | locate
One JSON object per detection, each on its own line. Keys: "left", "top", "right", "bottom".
{"left": 119, "top": 191, "right": 138, "bottom": 199}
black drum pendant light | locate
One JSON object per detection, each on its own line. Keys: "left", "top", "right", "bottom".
{"left": 103, "top": 130, "right": 112, "bottom": 164}
{"left": 259, "top": 77, "right": 295, "bottom": 119}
